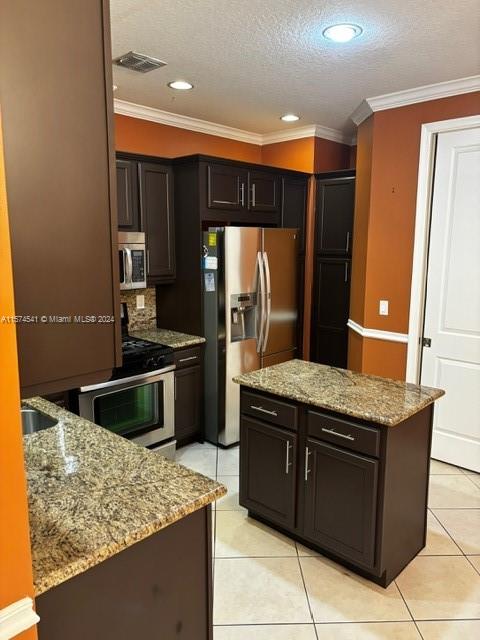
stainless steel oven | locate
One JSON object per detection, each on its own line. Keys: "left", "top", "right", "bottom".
{"left": 78, "top": 366, "right": 175, "bottom": 456}
{"left": 119, "top": 231, "right": 147, "bottom": 290}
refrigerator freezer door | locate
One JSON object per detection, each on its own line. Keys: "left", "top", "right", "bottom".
{"left": 223, "top": 227, "right": 261, "bottom": 446}
{"left": 261, "top": 228, "right": 298, "bottom": 358}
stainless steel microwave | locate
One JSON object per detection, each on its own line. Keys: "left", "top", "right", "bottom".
{"left": 119, "top": 231, "right": 147, "bottom": 290}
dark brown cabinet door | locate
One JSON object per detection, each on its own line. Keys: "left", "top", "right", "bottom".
{"left": 138, "top": 162, "right": 175, "bottom": 283}
{"left": 0, "top": 0, "right": 120, "bottom": 396}
{"left": 311, "top": 257, "right": 351, "bottom": 367}
{"left": 248, "top": 170, "right": 279, "bottom": 213}
{"left": 281, "top": 177, "right": 307, "bottom": 252}
{"left": 207, "top": 163, "right": 248, "bottom": 211}
{"left": 316, "top": 178, "right": 355, "bottom": 255}
{"left": 240, "top": 416, "right": 297, "bottom": 529}
{"left": 303, "top": 438, "right": 378, "bottom": 568}
{"left": 116, "top": 159, "right": 139, "bottom": 230}
{"left": 175, "top": 365, "right": 201, "bottom": 442}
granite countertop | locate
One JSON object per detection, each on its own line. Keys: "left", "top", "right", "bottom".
{"left": 233, "top": 359, "right": 444, "bottom": 426}
{"left": 23, "top": 397, "right": 225, "bottom": 597}
{"left": 131, "top": 327, "right": 206, "bottom": 350}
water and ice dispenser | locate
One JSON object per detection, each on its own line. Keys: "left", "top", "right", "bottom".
{"left": 230, "top": 293, "right": 257, "bottom": 342}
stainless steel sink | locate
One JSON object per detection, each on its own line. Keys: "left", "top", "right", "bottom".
{"left": 21, "top": 407, "right": 57, "bottom": 435}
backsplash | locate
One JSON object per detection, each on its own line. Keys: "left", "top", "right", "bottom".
{"left": 120, "top": 287, "right": 157, "bottom": 331}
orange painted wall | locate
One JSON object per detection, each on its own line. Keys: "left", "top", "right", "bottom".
{"left": 261, "top": 137, "right": 315, "bottom": 173}
{"left": 0, "top": 115, "right": 37, "bottom": 637}
{"left": 349, "top": 91, "right": 480, "bottom": 379}
{"left": 314, "top": 137, "right": 351, "bottom": 172}
{"left": 115, "top": 114, "right": 262, "bottom": 163}
{"left": 115, "top": 114, "right": 352, "bottom": 174}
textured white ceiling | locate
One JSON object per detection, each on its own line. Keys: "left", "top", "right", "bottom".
{"left": 110, "top": 0, "right": 480, "bottom": 135}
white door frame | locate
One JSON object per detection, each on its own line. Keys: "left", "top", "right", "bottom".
{"left": 406, "top": 114, "right": 480, "bottom": 384}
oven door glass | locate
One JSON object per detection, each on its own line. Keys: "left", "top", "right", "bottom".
{"left": 93, "top": 381, "right": 164, "bottom": 438}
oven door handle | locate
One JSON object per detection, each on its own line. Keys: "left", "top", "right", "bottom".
{"left": 79, "top": 365, "right": 176, "bottom": 393}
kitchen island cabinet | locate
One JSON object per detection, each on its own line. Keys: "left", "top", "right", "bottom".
{"left": 234, "top": 359, "right": 444, "bottom": 586}
{"left": 23, "top": 398, "right": 225, "bottom": 639}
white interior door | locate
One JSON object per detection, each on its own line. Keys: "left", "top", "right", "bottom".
{"left": 421, "top": 126, "right": 480, "bottom": 472}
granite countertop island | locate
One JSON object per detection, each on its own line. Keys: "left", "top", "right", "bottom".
{"left": 234, "top": 359, "right": 444, "bottom": 426}
{"left": 131, "top": 327, "right": 205, "bottom": 350}
{"left": 23, "top": 397, "right": 225, "bottom": 597}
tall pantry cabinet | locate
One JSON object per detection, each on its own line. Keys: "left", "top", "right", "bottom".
{"left": 310, "top": 171, "right": 355, "bottom": 368}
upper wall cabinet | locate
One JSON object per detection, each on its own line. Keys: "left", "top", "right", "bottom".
{"left": 207, "top": 164, "right": 248, "bottom": 211}
{"left": 248, "top": 170, "right": 280, "bottom": 213}
{"left": 139, "top": 162, "right": 176, "bottom": 283}
{"left": 205, "top": 162, "right": 280, "bottom": 216}
{"left": 0, "top": 0, "right": 121, "bottom": 397}
{"left": 315, "top": 178, "right": 355, "bottom": 255}
{"left": 116, "top": 154, "right": 176, "bottom": 284}
{"left": 117, "top": 159, "right": 139, "bottom": 231}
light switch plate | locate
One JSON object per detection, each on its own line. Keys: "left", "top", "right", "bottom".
{"left": 136, "top": 294, "right": 145, "bottom": 310}
{"left": 379, "top": 300, "right": 389, "bottom": 316}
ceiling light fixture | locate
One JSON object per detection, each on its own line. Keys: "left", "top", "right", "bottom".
{"left": 168, "top": 80, "right": 194, "bottom": 90}
{"left": 322, "top": 23, "right": 362, "bottom": 43}
{"left": 281, "top": 114, "right": 300, "bottom": 122}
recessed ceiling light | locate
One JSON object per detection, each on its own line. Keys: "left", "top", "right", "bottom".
{"left": 281, "top": 114, "right": 300, "bottom": 122}
{"left": 168, "top": 80, "right": 194, "bottom": 90}
{"left": 322, "top": 23, "right": 362, "bottom": 43}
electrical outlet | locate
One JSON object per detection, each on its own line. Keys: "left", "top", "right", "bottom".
{"left": 379, "top": 300, "right": 389, "bottom": 316}
{"left": 136, "top": 294, "right": 145, "bottom": 310}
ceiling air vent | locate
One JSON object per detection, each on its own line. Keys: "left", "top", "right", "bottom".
{"left": 113, "top": 51, "right": 167, "bottom": 73}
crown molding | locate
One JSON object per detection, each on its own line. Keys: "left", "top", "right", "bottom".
{"left": 114, "top": 99, "right": 353, "bottom": 146}
{"left": 0, "top": 598, "right": 39, "bottom": 640}
{"left": 114, "top": 99, "right": 263, "bottom": 144}
{"left": 351, "top": 75, "right": 480, "bottom": 126}
{"left": 347, "top": 319, "right": 408, "bottom": 344}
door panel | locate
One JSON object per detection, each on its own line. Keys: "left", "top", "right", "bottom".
{"left": 281, "top": 177, "right": 307, "bottom": 252}
{"left": 249, "top": 170, "right": 279, "bottom": 213}
{"left": 303, "top": 439, "right": 378, "bottom": 568}
{"left": 311, "top": 258, "right": 350, "bottom": 367}
{"left": 240, "top": 416, "right": 297, "bottom": 529}
{"left": 262, "top": 228, "right": 298, "bottom": 357}
{"left": 421, "top": 127, "right": 480, "bottom": 471}
{"left": 139, "top": 163, "right": 175, "bottom": 282}
{"left": 175, "top": 365, "right": 201, "bottom": 442}
{"left": 207, "top": 164, "right": 247, "bottom": 211}
{"left": 316, "top": 179, "right": 355, "bottom": 254}
{"left": 116, "top": 159, "right": 139, "bottom": 230}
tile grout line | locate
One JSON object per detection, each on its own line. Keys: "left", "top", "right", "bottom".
{"left": 295, "top": 543, "right": 320, "bottom": 640}
{"left": 428, "top": 509, "right": 464, "bottom": 555}
{"left": 394, "top": 579, "right": 425, "bottom": 640}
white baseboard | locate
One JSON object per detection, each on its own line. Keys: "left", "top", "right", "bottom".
{"left": 0, "top": 598, "right": 39, "bottom": 640}
{"left": 347, "top": 319, "right": 408, "bottom": 344}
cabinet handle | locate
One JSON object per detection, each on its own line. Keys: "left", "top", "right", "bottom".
{"left": 285, "top": 441, "right": 293, "bottom": 475}
{"left": 345, "top": 231, "right": 350, "bottom": 253}
{"left": 304, "top": 446, "right": 311, "bottom": 482}
{"left": 240, "top": 182, "right": 245, "bottom": 207}
{"left": 178, "top": 356, "right": 198, "bottom": 363}
{"left": 250, "top": 405, "right": 278, "bottom": 417}
{"left": 344, "top": 262, "right": 349, "bottom": 283}
{"left": 251, "top": 183, "right": 256, "bottom": 208}
{"left": 321, "top": 427, "right": 355, "bottom": 441}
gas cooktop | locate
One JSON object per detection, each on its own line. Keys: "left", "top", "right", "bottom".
{"left": 111, "top": 334, "right": 175, "bottom": 380}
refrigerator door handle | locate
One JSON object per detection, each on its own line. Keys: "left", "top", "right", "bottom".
{"left": 256, "top": 251, "right": 266, "bottom": 353}
{"left": 261, "top": 251, "right": 272, "bottom": 353}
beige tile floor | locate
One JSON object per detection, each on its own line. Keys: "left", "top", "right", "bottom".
{"left": 176, "top": 444, "right": 480, "bottom": 639}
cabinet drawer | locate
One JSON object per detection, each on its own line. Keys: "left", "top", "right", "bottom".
{"left": 174, "top": 346, "right": 202, "bottom": 369}
{"left": 241, "top": 391, "right": 298, "bottom": 431}
{"left": 307, "top": 410, "right": 380, "bottom": 458}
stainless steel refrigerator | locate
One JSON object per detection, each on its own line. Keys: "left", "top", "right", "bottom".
{"left": 203, "top": 227, "right": 298, "bottom": 446}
